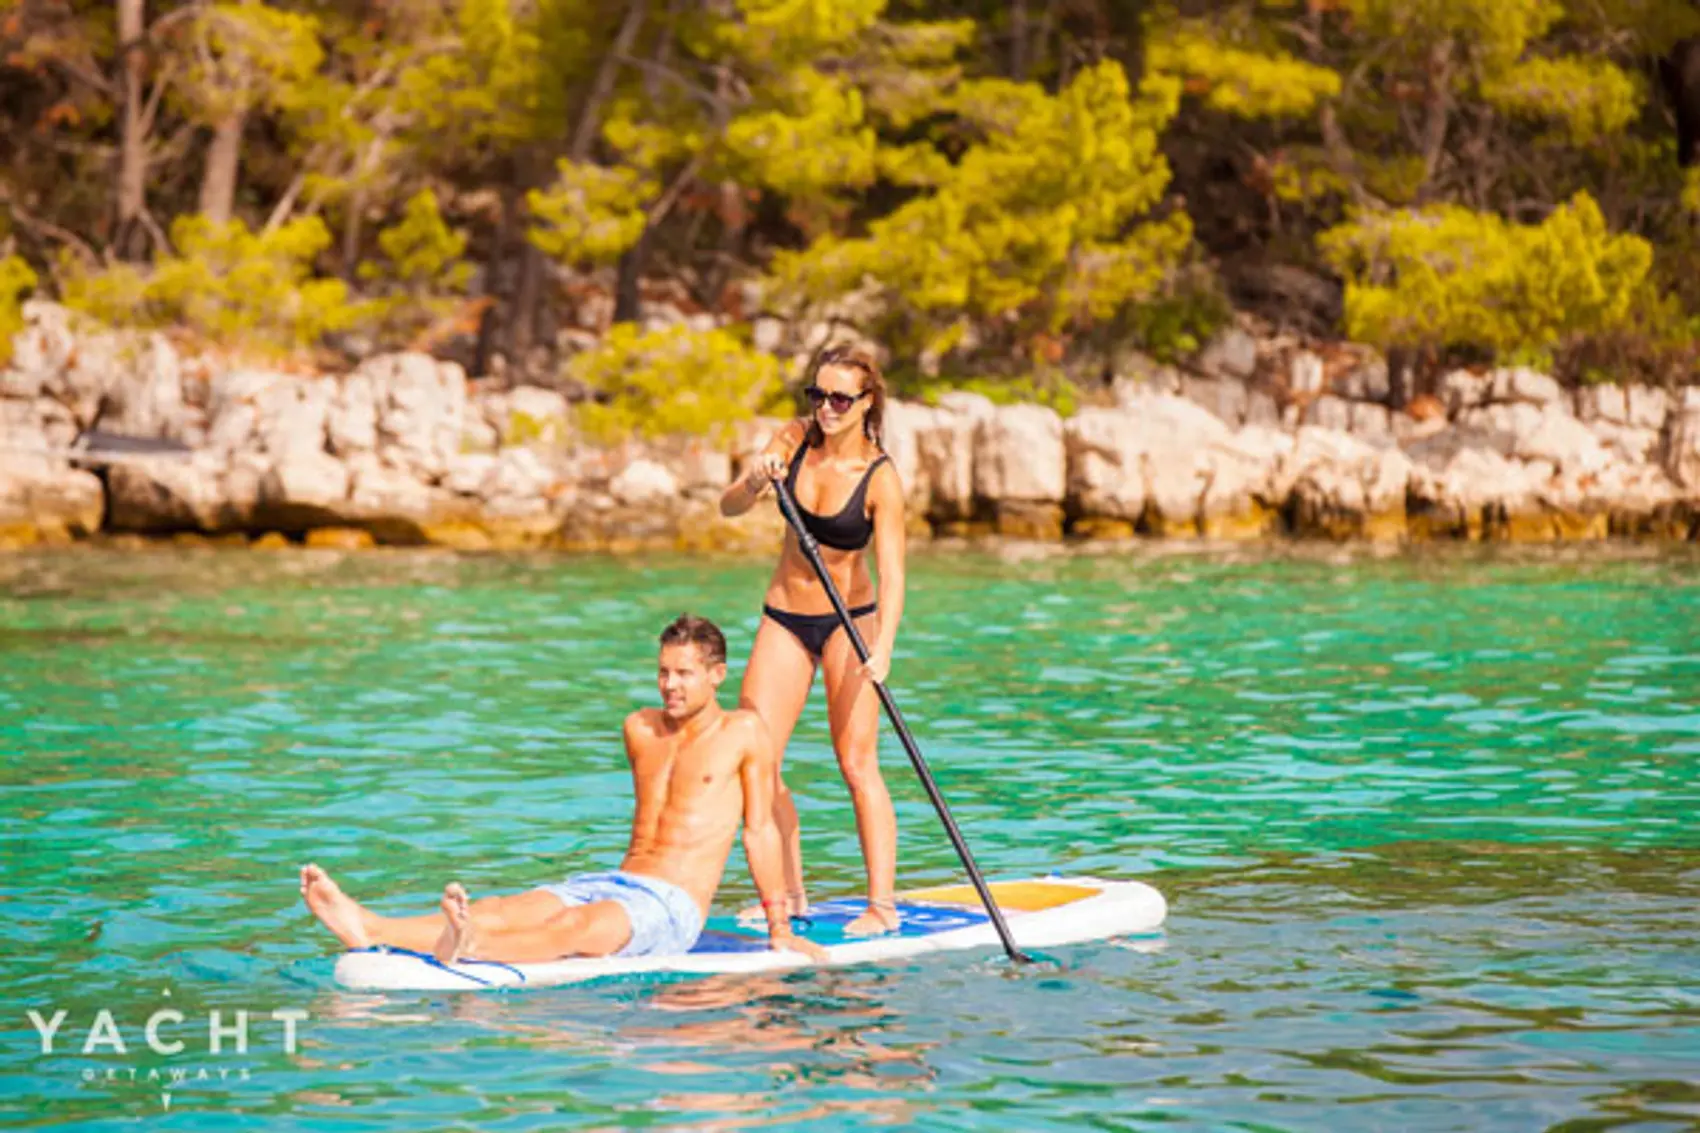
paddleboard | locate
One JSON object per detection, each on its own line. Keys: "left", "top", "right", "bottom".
{"left": 332, "top": 874, "right": 1165, "bottom": 991}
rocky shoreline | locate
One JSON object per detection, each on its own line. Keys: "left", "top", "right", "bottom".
{"left": 2, "top": 303, "right": 1697, "bottom": 552}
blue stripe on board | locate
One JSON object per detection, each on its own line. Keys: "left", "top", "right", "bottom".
{"left": 690, "top": 899, "right": 990, "bottom": 952}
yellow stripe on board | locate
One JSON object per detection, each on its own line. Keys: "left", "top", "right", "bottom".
{"left": 902, "top": 880, "right": 1100, "bottom": 912}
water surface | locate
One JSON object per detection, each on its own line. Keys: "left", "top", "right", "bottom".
{"left": 3, "top": 544, "right": 1697, "bottom": 1131}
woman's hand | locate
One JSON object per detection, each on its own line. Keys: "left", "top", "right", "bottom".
{"left": 745, "top": 451, "right": 786, "bottom": 493}
{"left": 859, "top": 644, "right": 892, "bottom": 685}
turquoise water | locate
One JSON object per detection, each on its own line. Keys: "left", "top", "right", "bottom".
{"left": 3, "top": 544, "right": 1697, "bottom": 1131}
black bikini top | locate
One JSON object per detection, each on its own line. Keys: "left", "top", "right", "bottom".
{"left": 784, "top": 442, "right": 889, "bottom": 552}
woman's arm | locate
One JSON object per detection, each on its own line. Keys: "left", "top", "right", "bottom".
{"left": 720, "top": 419, "right": 807, "bottom": 517}
{"left": 862, "top": 462, "right": 908, "bottom": 683}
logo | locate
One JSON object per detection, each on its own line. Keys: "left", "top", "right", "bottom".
{"left": 25, "top": 988, "right": 309, "bottom": 1111}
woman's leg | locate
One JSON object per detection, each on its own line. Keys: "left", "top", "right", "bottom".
{"left": 738, "top": 616, "right": 818, "bottom": 913}
{"left": 820, "top": 611, "right": 899, "bottom": 935}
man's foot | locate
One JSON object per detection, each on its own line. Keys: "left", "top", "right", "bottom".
{"left": 300, "top": 863, "right": 373, "bottom": 949}
{"left": 433, "top": 882, "right": 478, "bottom": 963}
{"left": 844, "top": 899, "right": 900, "bottom": 938}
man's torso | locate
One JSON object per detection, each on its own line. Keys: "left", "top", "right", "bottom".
{"left": 617, "top": 708, "right": 751, "bottom": 915}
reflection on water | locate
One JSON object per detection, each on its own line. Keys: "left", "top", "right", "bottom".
{"left": 2, "top": 545, "right": 1697, "bottom": 1131}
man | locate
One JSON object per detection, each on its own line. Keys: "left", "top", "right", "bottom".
{"left": 300, "top": 613, "right": 829, "bottom": 964}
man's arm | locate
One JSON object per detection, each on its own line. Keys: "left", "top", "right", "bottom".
{"left": 738, "top": 716, "right": 829, "bottom": 961}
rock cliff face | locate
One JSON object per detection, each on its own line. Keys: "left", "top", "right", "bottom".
{"left": 1, "top": 302, "right": 1696, "bottom": 549}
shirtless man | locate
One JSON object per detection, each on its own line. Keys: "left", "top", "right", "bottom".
{"left": 299, "top": 613, "right": 829, "bottom": 964}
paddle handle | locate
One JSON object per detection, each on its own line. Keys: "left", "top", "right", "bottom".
{"left": 772, "top": 477, "right": 1032, "bottom": 964}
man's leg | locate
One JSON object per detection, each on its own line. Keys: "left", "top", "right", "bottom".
{"left": 436, "top": 883, "right": 633, "bottom": 963}
{"left": 300, "top": 864, "right": 566, "bottom": 953}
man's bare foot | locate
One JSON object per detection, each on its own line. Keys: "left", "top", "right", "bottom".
{"left": 300, "top": 863, "right": 373, "bottom": 949}
{"left": 433, "top": 882, "right": 478, "bottom": 963}
{"left": 844, "top": 899, "right": 900, "bottom": 938}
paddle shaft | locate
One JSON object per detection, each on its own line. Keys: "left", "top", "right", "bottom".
{"left": 772, "top": 477, "right": 1031, "bottom": 964}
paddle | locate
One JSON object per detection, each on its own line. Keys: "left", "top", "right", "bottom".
{"left": 771, "top": 476, "right": 1033, "bottom": 964}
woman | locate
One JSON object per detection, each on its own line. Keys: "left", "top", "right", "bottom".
{"left": 718, "top": 344, "right": 906, "bottom": 936}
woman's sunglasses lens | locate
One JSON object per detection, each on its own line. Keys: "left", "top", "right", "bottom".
{"left": 805, "top": 386, "right": 858, "bottom": 412}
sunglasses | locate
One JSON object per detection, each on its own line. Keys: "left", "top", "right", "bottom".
{"left": 804, "top": 386, "right": 870, "bottom": 413}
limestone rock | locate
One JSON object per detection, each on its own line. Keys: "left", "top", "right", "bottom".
{"left": 443, "top": 453, "right": 499, "bottom": 496}
{"left": 327, "top": 370, "right": 378, "bottom": 455}
{"left": 1487, "top": 367, "right": 1564, "bottom": 406}
{"left": 1280, "top": 427, "right": 1412, "bottom": 540}
{"left": 1335, "top": 358, "right": 1390, "bottom": 403}
{"left": 880, "top": 399, "right": 937, "bottom": 514}
{"left": 1178, "top": 375, "right": 1248, "bottom": 426}
{"left": 1196, "top": 327, "right": 1259, "bottom": 379}
{"left": 479, "top": 447, "right": 559, "bottom": 511}
{"left": 913, "top": 392, "right": 993, "bottom": 520}
{"left": 105, "top": 452, "right": 237, "bottom": 532}
{"left": 1304, "top": 395, "right": 1353, "bottom": 432}
{"left": 1440, "top": 370, "right": 1490, "bottom": 417}
{"left": 610, "top": 458, "right": 679, "bottom": 505}
{"left": 1289, "top": 351, "right": 1325, "bottom": 396}
{"left": 0, "top": 449, "right": 104, "bottom": 539}
{"left": 1665, "top": 387, "right": 1700, "bottom": 490}
{"left": 974, "top": 403, "right": 1064, "bottom": 503}
{"left": 359, "top": 353, "right": 468, "bottom": 482}
{"left": 1574, "top": 383, "right": 1628, "bottom": 424}
{"left": 261, "top": 451, "right": 350, "bottom": 526}
{"left": 2, "top": 301, "right": 76, "bottom": 399}
{"left": 1586, "top": 420, "right": 1661, "bottom": 465}
{"left": 1065, "top": 393, "right": 1243, "bottom": 533}
{"left": 1626, "top": 385, "right": 1668, "bottom": 431}
{"left": 96, "top": 332, "right": 185, "bottom": 440}
{"left": 1455, "top": 402, "right": 1611, "bottom": 475}
{"left": 254, "top": 377, "right": 333, "bottom": 460}
{"left": 347, "top": 454, "right": 439, "bottom": 518}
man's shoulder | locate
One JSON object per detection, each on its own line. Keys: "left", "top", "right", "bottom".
{"left": 624, "top": 708, "right": 665, "bottom": 738}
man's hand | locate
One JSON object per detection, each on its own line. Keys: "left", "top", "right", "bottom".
{"left": 770, "top": 930, "right": 831, "bottom": 963}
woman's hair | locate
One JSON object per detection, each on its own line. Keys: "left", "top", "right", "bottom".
{"left": 803, "top": 343, "right": 885, "bottom": 450}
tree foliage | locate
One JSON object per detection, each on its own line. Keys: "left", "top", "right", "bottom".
{"left": 1321, "top": 193, "right": 1654, "bottom": 366}
{"left": 0, "top": 0, "right": 1697, "bottom": 410}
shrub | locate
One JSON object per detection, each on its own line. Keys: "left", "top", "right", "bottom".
{"left": 357, "top": 189, "right": 474, "bottom": 347}
{"left": 0, "top": 255, "right": 37, "bottom": 365}
{"left": 566, "top": 323, "right": 782, "bottom": 441}
{"left": 1319, "top": 192, "right": 1654, "bottom": 370}
{"left": 60, "top": 216, "right": 357, "bottom": 355}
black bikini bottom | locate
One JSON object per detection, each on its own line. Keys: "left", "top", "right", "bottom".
{"left": 762, "top": 603, "right": 877, "bottom": 659}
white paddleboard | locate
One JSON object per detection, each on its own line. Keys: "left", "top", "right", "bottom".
{"left": 333, "top": 875, "right": 1166, "bottom": 991}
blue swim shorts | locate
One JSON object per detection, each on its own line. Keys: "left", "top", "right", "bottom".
{"left": 537, "top": 870, "right": 704, "bottom": 957}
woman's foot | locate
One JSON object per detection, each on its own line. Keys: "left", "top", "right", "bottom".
{"left": 737, "top": 891, "right": 809, "bottom": 925}
{"left": 844, "top": 898, "right": 900, "bottom": 938}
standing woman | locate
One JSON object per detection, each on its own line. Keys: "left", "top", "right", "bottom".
{"left": 718, "top": 345, "right": 906, "bottom": 936}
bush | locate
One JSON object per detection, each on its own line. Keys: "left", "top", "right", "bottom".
{"left": 357, "top": 189, "right": 474, "bottom": 347}
{"left": 60, "top": 216, "right": 358, "bottom": 355}
{"left": 0, "top": 255, "right": 37, "bottom": 365}
{"left": 1319, "top": 192, "right": 1655, "bottom": 371}
{"left": 566, "top": 323, "right": 782, "bottom": 441}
